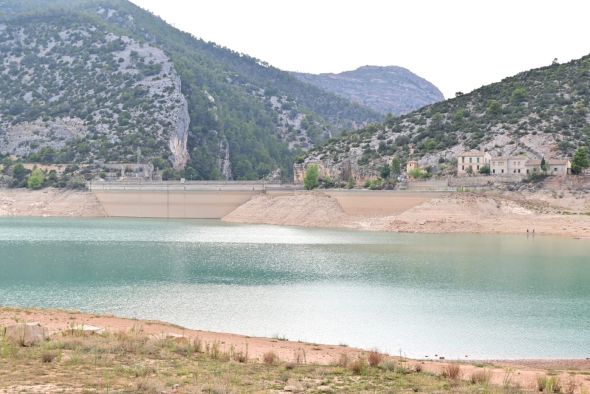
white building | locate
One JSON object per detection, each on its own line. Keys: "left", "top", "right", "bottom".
{"left": 491, "top": 156, "right": 527, "bottom": 175}
{"left": 457, "top": 151, "right": 492, "bottom": 175}
{"left": 460, "top": 151, "right": 571, "bottom": 177}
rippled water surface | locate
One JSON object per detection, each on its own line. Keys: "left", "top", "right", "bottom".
{"left": 1, "top": 217, "right": 589, "bottom": 358}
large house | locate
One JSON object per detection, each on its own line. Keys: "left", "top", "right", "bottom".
{"left": 456, "top": 151, "right": 492, "bottom": 175}
{"left": 458, "top": 151, "right": 570, "bottom": 176}
{"left": 490, "top": 156, "right": 527, "bottom": 175}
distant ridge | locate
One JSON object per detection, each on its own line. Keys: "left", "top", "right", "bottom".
{"left": 292, "top": 65, "right": 444, "bottom": 115}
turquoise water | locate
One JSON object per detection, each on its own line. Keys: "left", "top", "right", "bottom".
{"left": 0, "top": 217, "right": 589, "bottom": 359}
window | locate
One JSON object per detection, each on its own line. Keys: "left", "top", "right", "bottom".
{"left": 518, "top": 169, "right": 521, "bottom": 173}
{"left": 477, "top": 158, "right": 480, "bottom": 163}
{"left": 493, "top": 169, "right": 495, "bottom": 174}
{"left": 462, "top": 157, "right": 464, "bottom": 163}
{"left": 554, "top": 168, "right": 558, "bottom": 172}
{"left": 526, "top": 170, "right": 529, "bottom": 174}
{"left": 477, "top": 165, "right": 480, "bottom": 170}
{"left": 462, "top": 165, "right": 464, "bottom": 170}
{"left": 501, "top": 169, "right": 504, "bottom": 173}
{"left": 469, "top": 158, "right": 472, "bottom": 163}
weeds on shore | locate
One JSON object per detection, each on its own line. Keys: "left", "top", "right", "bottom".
{"left": 0, "top": 328, "right": 537, "bottom": 393}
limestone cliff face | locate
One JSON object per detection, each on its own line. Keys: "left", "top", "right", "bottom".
{"left": 169, "top": 78, "right": 190, "bottom": 170}
{"left": 218, "top": 140, "right": 232, "bottom": 179}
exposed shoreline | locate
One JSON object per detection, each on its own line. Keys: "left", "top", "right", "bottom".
{"left": 223, "top": 190, "right": 590, "bottom": 240}
{"left": 1, "top": 188, "right": 589, "bottom": 240}
{"left": 2, "top": 306, "right": 589, "bottom": 392}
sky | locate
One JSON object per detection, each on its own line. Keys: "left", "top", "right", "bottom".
{"left": 130, "top": 0, "right": 590, "bottom": 99}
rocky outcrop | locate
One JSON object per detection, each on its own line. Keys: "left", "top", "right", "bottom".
{"left": 217, "top": 140, "right": 232, "bottom": 179}
{"left": 4, "top": 322, "right": 48, "bottom": 346}
{"left": 1, "top": 117, "right": 87, "bottom": 156}
{"left": 169, "top": 87, "right": 190, "bottom": 170}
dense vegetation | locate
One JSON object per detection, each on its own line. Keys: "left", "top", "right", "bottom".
{"left": 303, "top": 55, "right": 590, "bottom": 181}
{"left": 0, "top": 0, "right": 380, "bottom": 183}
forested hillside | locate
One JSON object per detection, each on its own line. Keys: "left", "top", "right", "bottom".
{"left": 0, "top": 0, "right": 380, "bottom": 182}
{"left": 293, "top": 66, "right": 444, "bottom": 115}
{"left": 301, "top": 55, "right": 590, "bottom": 183}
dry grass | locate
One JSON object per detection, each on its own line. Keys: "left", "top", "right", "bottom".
{"left": 337, "top": 353, "right": 349, "bottom": 368}
{"left": 349, "top": 358, "right": 368, "bottom": 375}
{"left": 470, "top": 369, "right": 491, "bottom": 385}
{"left": 263, "top": 350, "right": 278, "bottom": 365}
{"left": 442, "top": 363, "right": 462, "bottom": 380}
{"left": 0, "top": 326, "right": 536, "bottom": 393}
{"left": 538, "top": 375, "right": 562, "bottom": 393}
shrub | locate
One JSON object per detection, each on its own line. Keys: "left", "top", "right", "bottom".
{"left": 27, "top": 168, "right": 45, "bottom": 190}
{"left": 442, "top": 364, "right": 462, "bottom": 381}
{"left": 571, "top": 146, "right": 589, "bottom": 174}
{"left": 408, "top": 168, "right": 428, "bottom": 179}
{"left": 367, "top": 350, "right": 383, "bottom": 367}
{"left": 378, "top": 360, "right": 397, "bottom": 372}
{"left": 337, "top": 353, "right": 349, "bottom": 368}
{"left": 538, "top": 375, "right": 562, "bottom": 393}
{"left": 303, "top": 165, "right": 319, "bottom": 190}
{"left": 364, "top": 178, "right": 383, "bottom": 190}
{"left": 41, "top": 351, "right": 56, "bottom": 363}
{"left": 479, "top": 165, "right": 490, "bottom": 175}
{"left": 349, "top": 358, "right": 367, "bottom": 375}
{"left": 470, "top": 369, "right": 491, "bottom": 385}
{"left": 263, "top": 351, "right": 278, "bottom": 365}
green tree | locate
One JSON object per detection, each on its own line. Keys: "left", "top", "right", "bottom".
{"left": 540, "top": 157, "right": 548, "bottom": 173}
{"left": 486, "top": 100, "right": 502, "bottom": 115}
{"left": 303, "top": 164, "right": 319, "bottom": 190}
{"left": 479, "top": 165, "right": 491, "bottom": 175}
{"left": 11, "top": 163, "right": 29, "bottom": 187}
{"left": 390, "top": 158, "right": 401, "bottom": 176}
{"left": 27, "top": 168, "right": 45, "bottom": 190}
{"left": 379, "top": 164, "right": 391, "bottom": 180}
{"left": 571, "top": 147, "right": 589, "bottom": 174}
{"left": 511, "top": 87, "right": 528, "bottom": 104}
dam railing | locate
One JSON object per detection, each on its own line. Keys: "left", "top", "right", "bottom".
{"left": 87, "top": 180, "right": 304, "bottom": 192}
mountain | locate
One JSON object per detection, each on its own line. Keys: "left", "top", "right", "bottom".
{"left": 292, "top": 66, "right": 444, "bottom": 116}
{"left": 0, "top": 0, "right": 380, "bottom": 181}
{"left": 300, "top": 55, "right": 590, "bottom": 183}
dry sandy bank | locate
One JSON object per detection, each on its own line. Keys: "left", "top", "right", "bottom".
{"left": 2, "top": 307, "right": 589, "bottom": 392}
{"left": 0, "top": 188, "right": 105, "bottom": 217}
{"left": 223, "top": 190, "right": 590, "bottom": 239}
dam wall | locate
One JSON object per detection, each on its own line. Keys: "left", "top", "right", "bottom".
{"left": 90, "top": 181, "right": 444, "bottom": 219}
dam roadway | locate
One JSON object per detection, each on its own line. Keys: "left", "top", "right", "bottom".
{"left": 88, "top": 181, "right": 445, "bottom": 219}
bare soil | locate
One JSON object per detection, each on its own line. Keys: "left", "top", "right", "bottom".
{"left": 224, "top": 190, "right": 590, "bottom": 239}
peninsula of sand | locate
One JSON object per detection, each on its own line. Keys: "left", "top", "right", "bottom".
{"left": 1, "top": 187, "right": 589, "bottom": 239}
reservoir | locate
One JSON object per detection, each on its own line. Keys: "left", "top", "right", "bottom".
{"left": 0, "top": 217, "right": 588, "bottom": 359}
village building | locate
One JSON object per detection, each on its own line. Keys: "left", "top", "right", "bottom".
{"left": 545, "top": 159, "right": 571, "bottom": 176}
{"left": 459, "top": 151, "right": 571, "bottom": 177}
{"left": 491, "top": 156, "right": 527, "bottom": 175}
{"left": 406, "top": 160, "right": 418, "bottom": 173}
{"left": 456, "top": 151, "right": 492, "bottom": 175}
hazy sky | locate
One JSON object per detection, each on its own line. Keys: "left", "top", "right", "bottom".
{"left": 131, "top": 0, "right": 590, "bottom": 98}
